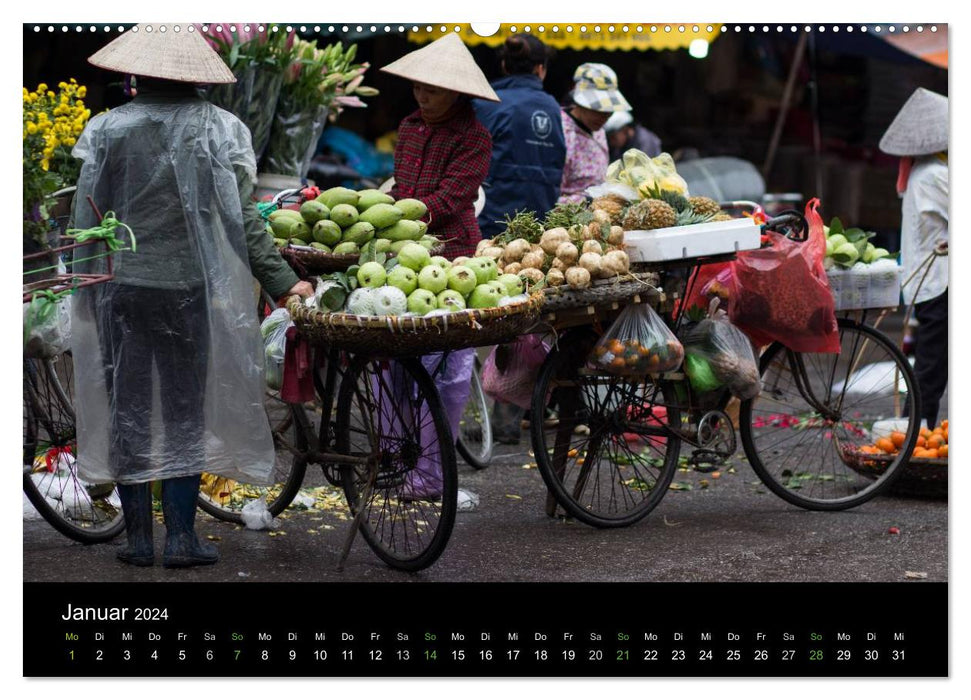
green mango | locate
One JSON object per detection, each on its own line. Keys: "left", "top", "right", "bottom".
{"left": 415, "top": 220, "right": 428, "bottom": 236}
{"left": 333, "top": 241, "right": 360, "bottom": 255}
{"left": 312, "top": 220, "right": 342, "bottom": 246}
{"left": 356, "top": 189, "right": 396, "bottom": 211}
{"left": 389, "top": 240, "right": 412, "bottom": 255}
{"left": 270, "top": 217, "right": 298, "bottom": 237}
{"left": 330, "top": 203, "right": 360, "bottom": 229}
{"left": 342, "top": 221, "right": 376, "bottom": 246}
{"left": 299, "top": 200, "right": 330, "bottom": 224}
{"left": 394, "top": 198, "right": 428, "bottom": 221}
{"left": 377, "top": 219, "right": 422, "bottom": 242}
{"left": 309, "top": 242, "right": 333, "bottom": 253}
{"left": 273, "top": 238, "right": 287, "bottom": 247}
{"left": 268, "top": 208, "right": 303, "bottom": 222}
{"left": 288, "top": 221, "right": 313, "bottom": 243}
{"left": 374, "top": 238, "right": 392, "bottom": 254}
{"left": 317, "top": 186, "right": 359, "bottom": 209}
{"left": 358, "top": 203, "right": 404, "bottom": 230}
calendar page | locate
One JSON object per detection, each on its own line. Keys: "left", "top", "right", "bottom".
{"left": 20, "top": 5, "right": 951, "bottom": 686}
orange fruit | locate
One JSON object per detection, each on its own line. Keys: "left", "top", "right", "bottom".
{"left": 890, "top": 431, "right": 906, "bottom": 449}
{"left": 916, "top": 436, "right": 926, "bottom": 449}
{"left": 942, "top": 419, "right": 948, "bottom": 430}
{"left": 875, "top": 437, "right": 896, "bottom": 454}
{"left": 932, "top": 426, "right": 943, "bottom": 435}
{"left": 609, "top": 339, "right": 625, "bottom": 355}
{"left": 610, "top": 357, "right": 626, "bottom": 371}
{"left": 926, "top": 435, "right": 944, "bottom": 450}
{"left": 919, "top": 427, "right": 932, "bottom": 439}
{"left": 923, "top": 448, "right": 939, "bottom": 459}
{"left": 939, "top": 445, "right": 948, "bottom": 459}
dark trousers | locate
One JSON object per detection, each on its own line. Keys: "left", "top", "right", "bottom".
{"left": 913, "top": 289, "right": 948, "bottom": 427}
{"left": 99, "top": 285, "right": 210, "bottom": 482}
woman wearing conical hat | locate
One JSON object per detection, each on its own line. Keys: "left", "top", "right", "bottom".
{"left": 379, "top": 34, "right": 497, "bottom": 499}
{"left": 879, "top": 87, "right": 949, "bottom": 428}
{"left": 381, "top": 32, "right": 497, "bottom": 260}
{"left": 70, "top": 25, "right": 313, "bottom": 568}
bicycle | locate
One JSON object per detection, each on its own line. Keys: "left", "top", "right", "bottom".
{"left": 196, "top": 186, "right": 458, "bottom": 570}
{"left": 529, "top": 212, "right": 920, "bottom": 527}
{"left": 23, "top": 194, "right": 127, "bottom": 543}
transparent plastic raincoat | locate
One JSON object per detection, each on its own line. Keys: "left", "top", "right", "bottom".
{"left": 70, "top": 92, "right": 278, "bottom": 485}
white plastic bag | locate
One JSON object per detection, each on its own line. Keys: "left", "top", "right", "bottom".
{"left": 23, "top": 294, "right": 72, "bottom": 359}
{"left": 260, "top": 307, "right": 292, "bottom": 391}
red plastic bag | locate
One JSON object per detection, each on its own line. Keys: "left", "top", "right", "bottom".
{"left": 725, "top": 199, "right": 839, "bottom": 353}
{"left": 481, "top": 334, "right": 550, "bottom": 409}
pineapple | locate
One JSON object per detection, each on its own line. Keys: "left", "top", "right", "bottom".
{"left": 687, "top": 196, "right": 722, "bottom": 219}
{"left": 710, "top": 213, "right": 733, "bottom": 222}
{"left": 591, "top": 196, "right": 627, "bottom": 225}
{"left": 622, "top": 199, "right": 677, "bottom": 231}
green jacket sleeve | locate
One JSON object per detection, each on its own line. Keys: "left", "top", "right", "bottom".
{"left": 236, "top": 166, "right": 300, "bottom": 300}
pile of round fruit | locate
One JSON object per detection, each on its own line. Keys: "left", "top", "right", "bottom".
{"left": 588, "top": 337, "right": 684, "bottom": 376}
{"left": 267, "top": 186, "right": 441, "bottom": 257}
{"left": 342, "top": 242, "right": 530, "bottom": 317}
{"left": 475, "top": 207, "right": 631, "bottom": 292}
{"left": 859, "top": 420, "right": 948, "bottom": 461}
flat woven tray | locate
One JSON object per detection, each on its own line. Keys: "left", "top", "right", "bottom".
{"left": 541, "top": 272, "right": 661, "bottom": 312}
{"left": 280, "top": 243, "right": 445, "bottom": 275}
{"left": 842, "top": 449, "right": 948, "bottom": 499}
{"left": 287, "top": 292, "right": 544, "bottom": 357}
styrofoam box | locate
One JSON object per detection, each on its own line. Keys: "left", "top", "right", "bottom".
{"left": 624, "top": 218, "right": 761, "bottom": 263}
{"left": 827, "top": 265, "right": 901, "bottom": 310}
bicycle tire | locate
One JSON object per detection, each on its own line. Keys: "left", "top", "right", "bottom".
{"left": 739, "top": 318, "right": 920, "bottom": 510}
{"left": 456, "top": 356, "right": 493, "bottom": 470}
{"left": 196, "top": 389, "right": 309, "bottom": 523}
{"left": 336, "top": 355, "right": 457, "bottom": 572}
{"left": 23, "top": 358, "right": 125, "bottom": 544}
{"left": 530, "top": 328, "right": 681, "bottom": 528}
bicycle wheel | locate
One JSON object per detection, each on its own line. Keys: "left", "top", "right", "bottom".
{"left": 336, "top": 355, "right": 457, "bottom": 571}
{"left": 740, "top": 318, "right": 920, "bottom": 510}
{"left": 531, "top": 328, "right": 681, "bottom": 528}
{"left": 23, "top": 357, "right": 125, "bottom": 543}
{"left": 197, "top": 388, "right": 309, "bottom": 523}
{"left": 456, "top": 356, "right": 493, "bottom": 470}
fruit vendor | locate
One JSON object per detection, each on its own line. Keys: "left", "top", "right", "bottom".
{"left": 879, "top": 87, "right": 949, "bottom": 428}
{"left": 558, "top": 63, "right": 631, "bottom": 204}
{"left": 381, "top": 33, "right": 497, "bottom": 260}
{"left": 379, "top": 34, "right": 499, "bottom": 498}
{"left": 471, "top": 33, "right": 566, "bottom": 445}
{"left": 69, "top": 25, "right": 313, "bottom": 568}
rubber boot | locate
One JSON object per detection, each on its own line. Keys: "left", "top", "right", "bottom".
{"left": 160, "top": 475, "right": 218, "bottom": 568}
{"left": 116, "top": 482, "right": 155, "bottom": 566}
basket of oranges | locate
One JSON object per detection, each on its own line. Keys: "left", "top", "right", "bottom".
{"left": 844, "top": 420, "right": 948, "bottom": 498}
{"left": 587, "top": 303, "right": 685, "bottom": 377}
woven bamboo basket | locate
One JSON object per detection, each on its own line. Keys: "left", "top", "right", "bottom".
{"left": 287, "top": 292, "right": 544, "bottom": 357}
{"left": 842, "top": 448, "right": 947, "bottom": 499}
{"left": 540, "top": 272, "right": 661, "bottom": 313}
{"left": 280, "top": 243, "right": 445, "bottom": 276}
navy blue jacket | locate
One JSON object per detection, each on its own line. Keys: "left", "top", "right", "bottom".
{"left": 473, "top": 74, "right": 566, "bottom": 238}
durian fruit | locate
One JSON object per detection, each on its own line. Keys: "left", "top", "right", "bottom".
{"left": 591, "top": 196, "right": 627, "bottom": 225}
{"left": 688, "top": 196, "right": 722, "bottom": 219}
{"left": 622, "top": 199, "right": 677, "bottom": 231}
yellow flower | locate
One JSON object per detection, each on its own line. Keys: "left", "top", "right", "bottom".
{"left": 46, "top": 91, "right": 55, "bottom": 99}
{"left": 77, "top": 86, "right": 87, "bottom": 98}
{"left": 26, "top": 122, "right": 38, "bottom": 134}
{"left": 37, "top": 83, "right": 47, "bottom": 92}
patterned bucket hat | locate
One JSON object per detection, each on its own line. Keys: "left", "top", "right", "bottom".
{"left": 571, "top": 63, "right": 631, "bottom": 113}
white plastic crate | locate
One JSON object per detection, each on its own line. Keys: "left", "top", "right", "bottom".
{"left": 624, "top": 218, "right": 761, "bottom": 263}
{"left": 827, "top": 263, "right": 901, "bottom": 310}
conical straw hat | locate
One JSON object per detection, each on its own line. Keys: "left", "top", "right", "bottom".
{"left": 89, "top": 24, "right": 236, "bottom": 84}
{"left": 381, "top": 33, "right": 500, "bottom": 102}
{"left": 879, "top": 87, "right": 948, "bottom": 156}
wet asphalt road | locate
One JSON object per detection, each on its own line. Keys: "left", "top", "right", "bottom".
{"left": 23, "top": 441, "right": 947, "bottom": 584}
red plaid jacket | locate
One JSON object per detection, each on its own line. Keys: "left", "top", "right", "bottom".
{"left": 391, "top": 103, "right": 492, "bottom": 259}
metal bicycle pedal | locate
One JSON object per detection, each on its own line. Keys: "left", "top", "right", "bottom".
{"left": 689, "top": 410, "right": 737, "bottom": 468}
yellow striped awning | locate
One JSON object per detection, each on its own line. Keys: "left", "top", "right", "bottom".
{"left": 407, "top": 23, "right": 722, "bottom": 52}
